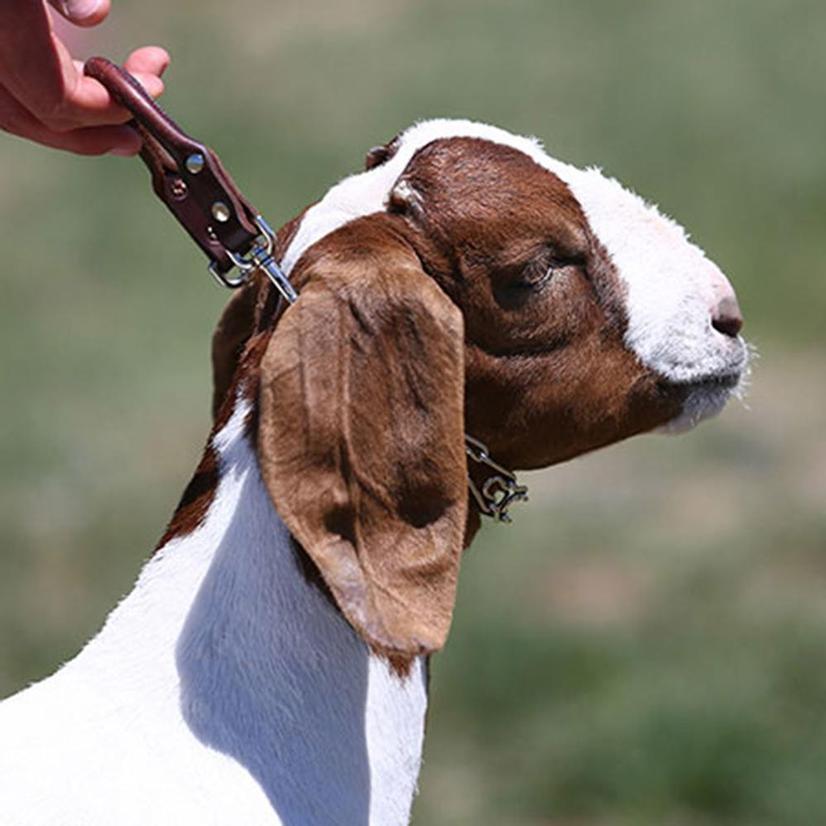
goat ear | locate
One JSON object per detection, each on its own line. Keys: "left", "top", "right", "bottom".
{"left": 364, "top": 134, "right": 401, "bottom": 170}
{"left": 257, "top": 223, "right": 468, "bottom": 658}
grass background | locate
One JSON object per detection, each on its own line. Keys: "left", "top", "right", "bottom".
{"left": 1, "top": 1, "right": 824, "bottom": 823}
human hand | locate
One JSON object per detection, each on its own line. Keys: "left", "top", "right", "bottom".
{"left": 0, "top": 0, "right": 169, "bottom": 155}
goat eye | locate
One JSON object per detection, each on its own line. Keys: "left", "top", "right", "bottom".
{"left": 512, "top": 262, "right": 556, "bottom": 290}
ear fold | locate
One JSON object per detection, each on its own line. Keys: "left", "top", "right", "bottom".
{"left": 257, "top": 221, "right": 468, "bottom": 658}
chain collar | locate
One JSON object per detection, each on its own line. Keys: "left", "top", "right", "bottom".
{"left": 464, "top": 435, "right": 529, "bottom": 523}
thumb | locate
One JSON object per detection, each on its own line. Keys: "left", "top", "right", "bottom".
{"left": 47, "top": 0, "right": 111, "bottom": 27}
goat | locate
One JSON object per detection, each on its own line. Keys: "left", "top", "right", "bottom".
{"left": 0, "top": 119, "right": 748, "bottom": 825}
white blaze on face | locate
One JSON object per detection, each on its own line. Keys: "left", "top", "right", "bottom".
{"left": 545, "top": 162, "right": 749, "bottom": 434}
{"left": 549, "top": 167, "right": 747, "bottom": 385}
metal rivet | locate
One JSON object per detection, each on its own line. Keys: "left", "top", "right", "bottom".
{"left": 185, "top": 153, "right": 205, "bottom": 174}
{"left": 211, "top": 201, "right": 231, "bottom": 223}
{"left": 170, "top": 178, "right": 188, "bottom": 200}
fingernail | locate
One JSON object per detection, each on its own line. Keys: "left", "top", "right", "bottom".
{"left": 63, "top": 0, "right": 103, "bottom": 21}
{"left": 110, "top": 145, "right": 139, "bottom": 157}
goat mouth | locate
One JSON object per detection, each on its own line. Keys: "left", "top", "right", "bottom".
{"left": 656, "top": 369, "right": 746, "bottom": 435}
{"left": 684, "top": 371, "right": 742, "bottom": 391}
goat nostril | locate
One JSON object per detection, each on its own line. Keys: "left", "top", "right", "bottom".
{"left": 711, "top": 295, "right": 744, "bottom": 338}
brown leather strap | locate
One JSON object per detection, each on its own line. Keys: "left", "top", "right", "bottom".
{"left": 84, "top": 57, "right": 260, "bottom": 275}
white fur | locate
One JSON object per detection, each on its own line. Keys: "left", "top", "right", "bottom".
{"left": 0, "top": 119, "right": 748, "bottom": 824}
{"left": 0, "top": 399, "right": 427, "bottom": 825}
{"left": 283, "top": 118, "right": 748, "bottom": 430}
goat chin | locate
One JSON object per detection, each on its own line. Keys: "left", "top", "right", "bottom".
{"left": 656, "top": 367, "right": 750, "bottom": 435}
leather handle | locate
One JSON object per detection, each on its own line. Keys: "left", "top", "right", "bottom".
{"left": 85, "top": 57, "right": 199, "bottom": 157}
{"left": 84, "top": 57, "right": 261, "bottom": 274}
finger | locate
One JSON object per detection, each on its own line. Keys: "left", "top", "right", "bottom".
{"left": 59, "top": 124, "right": 142, "bottom": 156}
{"left": 128, "top": 72, "right": 165, "bottom": 100}
{"left": 0, "top": 84, "right": 141, "bottom": 155}
{"left": 40, "top": 38, "right": 166, "bottom": 131}
{"left": 0, "top": 14, "right": 122, "bottom": 130}
{"left": 41, "top": 124, "right": 142, "bottom": 156}
{"left": 0, "top": 3, "right": 165, "bottom": 132}
{"left": 70, "top": 59, "right": 166, "bottom": 104}
{"left": 0, "top": 2, "right": 66, "bottom": 117}
{"left": 123, "top": 47, "right": 171, "bottom": 79}
{"left": 46, "top": 0, "right": 111, "bottom": 28}
{"left": 39, "top": 124, "right": 141, "bottom": 156}
{"left": 71, "top": 57, "right": 166, "bottom": 102}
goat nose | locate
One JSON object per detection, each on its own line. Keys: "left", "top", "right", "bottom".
{"left": 711, "top": 294, "right": 744, "bottom": 338}
{"left": 708, "top": 268, "right": 743, "bottom": 338}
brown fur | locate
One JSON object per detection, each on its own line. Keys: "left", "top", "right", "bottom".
{"left": 159, "top": 136, "right": 687, "bottom": 658}
{"left": 156, "top": 445, "right": 220, "bottom": 550}
{"left": 393, "top": 138, "right": 683, "bottom": 469}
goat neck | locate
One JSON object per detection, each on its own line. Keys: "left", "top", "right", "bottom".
{"left": 0, "top": 394, "right": 428, "bottom": 826}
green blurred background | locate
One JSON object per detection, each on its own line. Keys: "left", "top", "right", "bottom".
{"left": 1, "top": 1, "right": 824, "bottom": 823}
